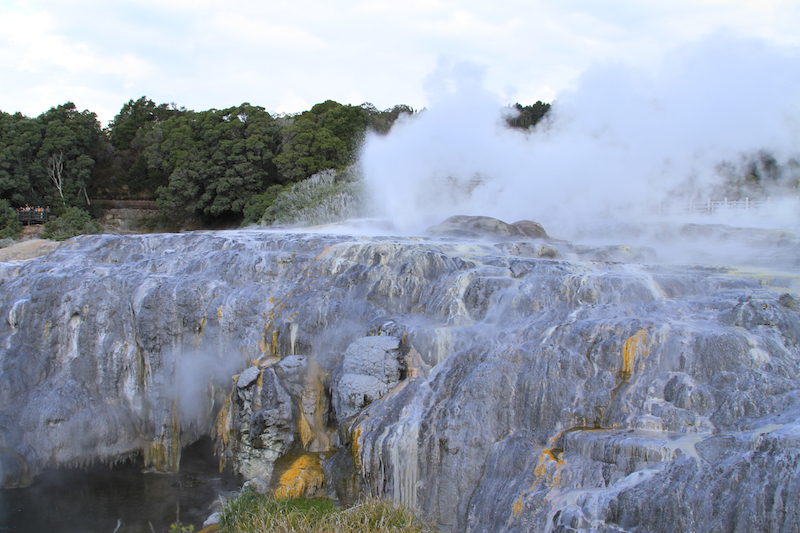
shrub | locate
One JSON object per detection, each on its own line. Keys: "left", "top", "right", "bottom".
{"left": 0, "top": 200, "right": 22, "bottom": 240}
{"left": 42, "top": 207, "right": 103, "bottom": 241}
{"left": 241, "top": 184, "right": 287, "bottom": 226}
{"left": 265, "top": 168, "right": 364, "bottom": 227}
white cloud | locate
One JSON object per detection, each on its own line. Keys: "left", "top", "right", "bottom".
{"left": 421, "top": 10, "right": 524, "bottom": 37}
{"left": 0, "top": 5, "right": 155, "bottom": 79}
{"left": 1, "top": 0, "right": 800, "bottom": 126}
{"left": 211, "top": 13, "right": 329, "bottom": 49}
{"left": 276, "top": 93, "right": 311, "bottom": 115}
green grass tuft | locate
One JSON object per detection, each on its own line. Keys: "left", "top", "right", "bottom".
{"left": 217, "top": 488, "right": 436, "bottom": 533}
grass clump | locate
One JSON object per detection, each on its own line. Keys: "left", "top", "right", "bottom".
{"left": 217, "top": 488, "right": 436, "bottom": 533}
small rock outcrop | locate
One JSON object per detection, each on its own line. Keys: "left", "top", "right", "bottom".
{"left": 217, "top": 354, "right": 332, "bottom": 483}
{"left": 332, "top": 336, "right": 404, "bottom": 423}
{"left": 426, "top": 216, "right": 659, "bottom": 263}
{"left": 426, "top": 215, "right": 549, "bottom": 240}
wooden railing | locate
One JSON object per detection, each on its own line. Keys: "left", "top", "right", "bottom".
{"left": 17, "top": 210, "right": 52, "bottom": 225}
{"left": 15, "top": 199, "right": 158, "bottom": 225}
{"left": 654, "top": 196, "right": 800, "bottom": 214}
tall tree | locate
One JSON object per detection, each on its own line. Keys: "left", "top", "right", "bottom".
{"left": 98, "top": 97, "right": 186, "bottom": 198}
{"left": 47, "top": 151, "right": 65, "bottom": 206}
{"left": 148, "top": 104, "right": 281, "bottom": 222}
{"left": 506, "top": 101, "right": 551, "bottom": 130}
{"left": 34, "top": 103, "right": 106, "bottom": 208}
{"left": 273, "top": 100, "right": 371, "bottom": 182}
{"left": 0, "top": 111, "right": 43, "bottom": 205}
{"left": 0, "top": 103, "right": 106, "bottom": 209}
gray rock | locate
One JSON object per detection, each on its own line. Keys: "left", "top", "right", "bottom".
{"left": 780, "top": 293, "right": 800, "bottom": 311}
{"left": 202, "top": 512, "right": 221, "bottom": 527}
{"left": 237, "top": 366, "right": 261, "bottom": 388}
{"left": 511, "top": 220, "right": 549, "bottom": 239}
{"left": 333, "top": 336, "right": 403, "bottom": 423}
{"left": 242, "top": 477, "right": 268, "bottom": 495}
{"left": 0, "top": 226, "right": 798, "bottom": 533}
{"left": 426, "top": 215, "right": 537, "bottom": 239}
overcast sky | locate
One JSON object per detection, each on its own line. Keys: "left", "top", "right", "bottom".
{"left": 2, "top": 0, "right": 799, "bottom": 126}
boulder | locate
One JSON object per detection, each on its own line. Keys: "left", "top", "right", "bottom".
{"left": 426, "top": 215, "right": 548, "bottom": 240}
{"left": 333, "top": 336, "right": 403, "bottom": 423}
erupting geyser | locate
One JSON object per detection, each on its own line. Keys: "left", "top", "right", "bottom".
{"left": 361, "top": 34, "right": 800, "bottom": 240}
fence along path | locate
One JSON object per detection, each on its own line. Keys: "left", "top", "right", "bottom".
{"left": 16, "top": 209, "right": 52, "bottom": 225}
{"left": 654, "top": 196, "right": 800, "bottom": 214}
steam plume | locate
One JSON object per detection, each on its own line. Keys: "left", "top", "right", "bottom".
{"left": 361, "top": 33, "right": 800, "bottom": 239}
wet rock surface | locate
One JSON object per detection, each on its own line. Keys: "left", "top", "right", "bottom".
{"left": 0, "top": 221, "right": 799, "bottom": 532}
{"left": 426, "top": 216, "right": 549, "bottom": 240}
{"left": 332, "top": 335, "right": 404, "bottom": 423}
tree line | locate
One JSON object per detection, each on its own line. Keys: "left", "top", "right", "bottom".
{"left": 0, "top": 98, "right": 551, "bottom": 228}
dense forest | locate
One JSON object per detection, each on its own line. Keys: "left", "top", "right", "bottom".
{"left": 3, "top": 97, "right": 795, "bottom": 239}
{"left": 0, "top": 98, "right": 551, "bottom": 231}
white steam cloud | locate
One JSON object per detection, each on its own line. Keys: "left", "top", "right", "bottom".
{"left": 165, "top": 346, "right": 246, "bottom": 429}
{"left": 361, "top": 33, "right": 800, "bottom": 240}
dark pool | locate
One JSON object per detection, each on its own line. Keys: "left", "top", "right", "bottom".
{"left": 0, "top": 438, "right": 239, "bottom": 533}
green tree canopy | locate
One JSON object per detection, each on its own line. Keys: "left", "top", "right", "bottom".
{"left": 0, "top": 97, "right": 424, "bottom": 229}
{"left": 108, "top": 97, "right": 184, "bottom": 151}
{"left": 506, "top": 101, "right": 551, "bottom": 130}
{"left": 96, "top": 97, "right": 187, "bottom": 198}
{"left": 0, "top": 103, "right": 106, "bottom": 209}
{"left": 0, "top": 111, "right": 42, "bottom": 205}
{"left": 0, "top": 199, "right": 22, "bottom": 240}
{"left": 360, "top": 103, "right": 415, "bottom": 134}
{"left": 146, "top": 103, "right": 282, "bottom": 222}
{"left": 273, "top": 100, "right": 375, "bottom": 182}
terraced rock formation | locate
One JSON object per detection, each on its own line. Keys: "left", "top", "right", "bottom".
{"left": 0, "top": 219, "right": 798, "bottom": 532}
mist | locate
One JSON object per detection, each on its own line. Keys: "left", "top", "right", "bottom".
{"left": 360, "top": 33, "right": 800, "bottom": 253}
{"left": 165, "top": 345, "right": 247, "bottom": 429}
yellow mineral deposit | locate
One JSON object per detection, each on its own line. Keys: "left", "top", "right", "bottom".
{"left": 260, "top": 296, "right": 285, "bottom": 357}
{"left": 622, "top": 329, "right": 648, "bottom": 378}
{"left": 144, "top": 406, "right": 181, "bottom": 473}
{"left": 301, "top": 360, "right": 331, "bottom": 452}
{"left": 351, "top": 424, "right": 363, "bottom": 470}
{"left": 213, "top": 396, "right": 233, "bottom": 473}
{"left": 298, "top": 406, "right": 317, "bottom": 450}
{"left": 214, "top": 396, "right": 232, "bottom": 447}
{"left": 512, "top": 448, "right": 565, "bottom": 519}
{"left": 404, "top": 347, "right": 423, "bottom": 379}
{"left": 273, "top": 453, "right": 325, "bottom": 498}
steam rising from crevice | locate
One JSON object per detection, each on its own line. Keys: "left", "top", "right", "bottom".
{"left": 164, "top": 346, "right": 246, "bottom": 429}
{"left": 361, "top": 34, "right": 800, "bottom": 241}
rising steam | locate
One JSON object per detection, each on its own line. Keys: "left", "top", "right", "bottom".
{"left": 360, "top": 33, "right": 800, "bottom": 240}
{"left": 165, "top": 346, "right": 246, "bottom": 429}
